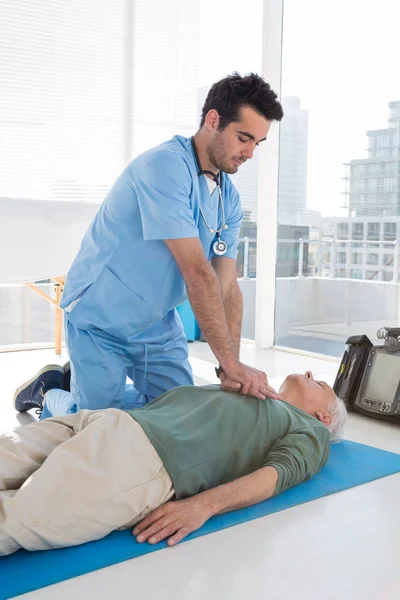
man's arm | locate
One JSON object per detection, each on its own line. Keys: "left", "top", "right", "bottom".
{"left": 211, "top": 256, "right": 242, "bottom": 359}
{"left": 133, "top": 427, "right": 329, "bottom": 547}
{"left": 166, "top": 238, "right": 236, "bottom": 370}
{"left": 133, "top": 466, "right": 279, "bottom": 547}
{"left": 165, "top": 238, "right": 278, "bottom": 399}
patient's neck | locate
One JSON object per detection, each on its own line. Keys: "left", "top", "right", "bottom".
{"left": 279, "top": 393, "right": 308, "bottom": 414}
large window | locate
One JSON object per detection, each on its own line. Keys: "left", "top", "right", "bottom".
{"left": 1, "top": 0, "right": 128, "bottom": 347}
{"left": 196, "top": 0, "right": 264, "bottom": 341}
{"left": 1, "top": 0, "right": 127, "bottom": 202}
{"left": 1, "top": 0, "right": 264, "bottom": 349}
{"left": 274, "top": 0, "right": 400, "bottom": 356}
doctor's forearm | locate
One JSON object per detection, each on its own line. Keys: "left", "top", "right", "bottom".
{"left": 184, "top": 266, "right": 238, "bottom": 369}
{"left": 222, "top": 282, "right": 243, "bottom": 360}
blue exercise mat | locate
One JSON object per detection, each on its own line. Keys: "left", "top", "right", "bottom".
{"left": 1, "top": 440, "right": 399, "bottom": 599}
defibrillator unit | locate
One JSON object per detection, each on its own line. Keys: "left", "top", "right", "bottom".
{"left": 333, "top": 327, "right": 400, "bottom": 424}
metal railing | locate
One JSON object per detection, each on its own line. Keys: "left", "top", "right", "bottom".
{"left": 2, "top": 238, "right": 400, "bottom": 352}
{"left": 237, "top": 237, "right": 400, "bottom": 282}
{"left": 237, "top": 237, "right": 257, "bottom": 279}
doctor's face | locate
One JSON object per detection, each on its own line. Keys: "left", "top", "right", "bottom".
{"left": 206, "top": 106, "right": 271, "bottom": 174}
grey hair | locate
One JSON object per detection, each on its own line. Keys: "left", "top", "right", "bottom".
{"left": 327, "top": 395, "right": 347, "bottom": 443}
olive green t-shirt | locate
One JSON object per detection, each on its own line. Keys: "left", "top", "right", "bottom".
{"left": 126, "top": 385, "right": 330, "bottom": 500}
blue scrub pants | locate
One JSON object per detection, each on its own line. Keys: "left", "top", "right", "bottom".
{"left": 41, "top": 308, "right": 194, "bottom": 419}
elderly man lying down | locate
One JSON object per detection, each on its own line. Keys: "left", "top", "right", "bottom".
{"left": 0, "top": 370, "right": 346, "bottom": 556}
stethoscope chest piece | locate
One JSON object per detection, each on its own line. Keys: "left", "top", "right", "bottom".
{"left": 213, "top": 237, "right": 227, "bottom": 256}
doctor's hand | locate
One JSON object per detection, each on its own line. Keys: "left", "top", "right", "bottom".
{"left": 218, "top": 362, "right": 280, "bottom": 400}
{"left": 133, "top": 496, "right": 212, "bottom": 547}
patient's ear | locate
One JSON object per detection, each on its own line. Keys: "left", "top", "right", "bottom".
{"left": 315, "top": 410, "right": 332, "bottom": 426}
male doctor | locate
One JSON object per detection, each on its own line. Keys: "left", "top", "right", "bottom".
{"left": 15, "top": 72, "right": 284, "bottom": 418}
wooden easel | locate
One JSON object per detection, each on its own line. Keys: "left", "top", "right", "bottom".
{"left": 25, "top": 276, "right": 65, "bottom": 355}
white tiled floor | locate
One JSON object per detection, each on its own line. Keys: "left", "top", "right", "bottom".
{"left": 1, "top": 343, "right": 399, "bottom": 600}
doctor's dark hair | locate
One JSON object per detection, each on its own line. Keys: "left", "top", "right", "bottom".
{"left": 200, "top": 72, "right": 283, "bottom": 130}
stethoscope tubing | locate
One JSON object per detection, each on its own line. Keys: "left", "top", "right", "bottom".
{"left": 191, "top": 137, "right": 227, "bottom": 237}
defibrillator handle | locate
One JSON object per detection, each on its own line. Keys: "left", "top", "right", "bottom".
{"left": 377, "top": 327, "right": 400, "bottom": 340}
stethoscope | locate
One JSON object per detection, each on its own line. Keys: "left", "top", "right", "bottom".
{"left": 191, "top": 137, "right": 228, "bottom": 256}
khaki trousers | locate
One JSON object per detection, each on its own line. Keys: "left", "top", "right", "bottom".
{"left": 0, "top": 409, "right": 174, "bottom": 556}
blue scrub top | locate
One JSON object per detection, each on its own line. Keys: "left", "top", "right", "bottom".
{"left": 61, "top": 135, "right": 243, "bottom": 340}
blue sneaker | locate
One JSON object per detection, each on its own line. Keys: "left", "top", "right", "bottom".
{"left": 13, "top": 365, "right": 64, "bottom": 413}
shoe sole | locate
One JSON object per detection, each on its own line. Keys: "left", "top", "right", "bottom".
{"left": 63, "top": 361, "right": 71, "bottom": 391}
{"left": 13, "top": 364, "right": 65, "bottom": 409}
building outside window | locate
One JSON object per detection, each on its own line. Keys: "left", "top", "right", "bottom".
{"left": 366, "top": 270, "right": 379, "bottom": 280}
{"left": 369, "top": 163, "right": 378, "bottom": 175}
{"left": 367, "top": 222, "right": 380, "bottom": 240}
{"left": 367, "top": 253, "right": 379, "bottom": 265}
{"left": 351, "top": 252, "right": 363, "bottom": 264}
{"left": 384, "top": 178, "right": 395, "bottom": 191}
{"left": 384, "top": 222, "right": 397, "bottom": 240}
{"left": 273, "top": 0, "right": 400, "bottom": 357}
{"left": 337, "top": 223, "right": 348, "bottom": 239}
{"left": 383, "top": 253, "right": 394, "bottom": 266}
{"left": 352, "top": 222, "right": 364, "bottom": 240}
{"left": 323, "top": 251, "right": 331, "bottom": 262}
{"left": 382, "top": 271, "right": 393, "bottom": 281}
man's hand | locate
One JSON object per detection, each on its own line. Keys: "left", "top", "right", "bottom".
{"left": 133, "top": 496, "right": 212, "bottom": 547}
{"left": 218, "top": 363, "right": 280, "bottom": 400}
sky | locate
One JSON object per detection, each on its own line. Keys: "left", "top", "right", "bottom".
{"left": 200, "top": 0, "right": 400, "bottom": 217}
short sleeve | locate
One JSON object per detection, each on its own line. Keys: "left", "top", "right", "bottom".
{"left": 263, "top": 429, "right": 330, "bottom": 496}
{"left": 136, "top": 151, "right": 199, "bottom": 241}
{"left": 213, "top": 185, "right": 242, "bottom": 260}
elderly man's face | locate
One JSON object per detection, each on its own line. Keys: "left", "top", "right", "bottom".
{"left": 279, "top": 372, "right": 336, "bottom": 426}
